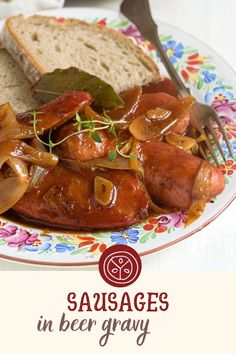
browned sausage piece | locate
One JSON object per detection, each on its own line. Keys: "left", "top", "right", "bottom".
{"left": 55, "top": 124, "right": 115, "bottom": 161}
{"left": 140, "top": 140, "right": 225, "bottom": 210}
{"left": 17, "top": 91, "right": 93, "bottom": 134}
{"left": 13, "top": 164, "right": 149, "bottom": 230}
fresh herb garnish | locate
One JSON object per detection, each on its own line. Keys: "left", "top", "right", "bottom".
{"left": 108, "top": 149, "right": 117, "bottom": 161}
{"left": 108, "top": 142, "right": 137, "bottom": 161}
{"left": 31, "top": 111, "right": 135, "bottom": 160}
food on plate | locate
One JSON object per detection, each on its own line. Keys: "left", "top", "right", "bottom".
{"left": 0, "top": 91, "right": 92, "bottom": 142}
{"left": 1, "top": 15, "right": 160, "bottom": 92}
{"left": 14, "top": 165, "right": 150, "bottom": 229}
{"left": 140, "top": 140, "right": 224, "bottom": 210}
{"left": 0, "top": 15, "right": 225, "bottom": 230}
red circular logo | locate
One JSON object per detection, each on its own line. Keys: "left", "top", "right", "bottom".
{"left": 99, "top": 245, "right": 142, "bottom": 287}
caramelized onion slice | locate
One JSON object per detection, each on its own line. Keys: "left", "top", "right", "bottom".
{"left": 0, "top": 140, "right": 58, "bottom": 168}
{"left": 27, "top": 165, "right": 48, "bottom": 192}
{"left": 186, "top": 161, "right": 211, "bottom": 226}
{"left": 129, "top": 139, "right": 143, "bottom": 175}
{"left": 109, "top": 87, "right": 142, "bottom": 122}
{"left": 0, "top": 156, "right": 9, "bottom": 169}
{"left": 0, "top": 126, "right": 34, "bottom": 144}
{"left": 0, "top": 102, "right": 17, "bottom": 128}
{"left": 27, "top": 139, "right": 49, "bottom": 191}
{"left": 7, "top": 158, "right": 28, "bottom": 177}
{"left": 84, "top": 105, "right": 103, "bottom": 121}
{"left": 30, "top": 137, "right": 47, "bottom": 152}
{"left": 0, "top": 156, "right": 28, "bottom": 178}
{"left": 0, "top": 176, "right": 30, "bottom": 214}
{"left": 129, "top": 96, "right": 195, "bottom": 141}
{"left": 165, "top": 132, "right": 197, "bottom": 152}
{"left": 85, "top": 156, "right": 130, "bottom": 170}
{"left": 94, "top": 176, "right": 115, "bottom": 206}
{"left": 0, "top": 103, "right": 33, "bottom": 143}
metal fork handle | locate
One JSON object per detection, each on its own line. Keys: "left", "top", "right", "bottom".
{"left": 121, "top": 0, "right": 191, "bottom": 97}
{"left": 152, "top": 31, "right": 191, "bottom": 97}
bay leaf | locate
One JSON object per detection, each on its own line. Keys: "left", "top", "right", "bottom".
{"left": 31, "top": 67, "right": 124, "bottom": 109}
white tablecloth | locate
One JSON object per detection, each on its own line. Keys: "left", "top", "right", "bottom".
{"left": 0, "top": 0, "right": 235, "bottom": 271}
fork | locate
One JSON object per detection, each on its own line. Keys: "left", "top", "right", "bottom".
{"left": 120, "top": 0, "right": 234, "bottom": 165}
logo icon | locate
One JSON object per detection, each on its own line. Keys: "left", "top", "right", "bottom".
{"left": 99, "top": 245, "right": 142, "bottom": 287}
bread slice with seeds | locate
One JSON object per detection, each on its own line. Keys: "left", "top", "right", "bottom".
{"left": 1, "top": 15, "right": 160, "bottom": 92}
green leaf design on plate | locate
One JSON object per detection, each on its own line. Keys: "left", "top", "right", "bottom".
{"left": 71, "top": 246, "right": 90, "bottom": 255}
{"left": 31, "top": 68, "right": 124, "bottom": 109}
{"left": 56, "top": 236, "right": 68, "bottom": 243}
{"left": 91, "top": 17, "right": 99, "bottom": 24}
{"left": 200, "top": 64, "right": 216, "bottom": 70}
{"left": 222, "top": 85, "right": 233, "bottom": 90}
{"left": 109, "top": 20, "right": 129, "bottom": 29}
{"left": 140, "top": 232, "right": 153, "bottom": 244}
{"left": 0, "top": 239, "right": 6, "bottom": 246}
{"left": 167, "top": 226, "right": 176, "bottom": 234}
{"left": 175, "top": 63, "right": 180, "bottom": 73}
{"left": 197, "top": 76, "right": 204, "bottom": 90}
{"left": 160, "top": 34, "right": 173, "bottom": 43}
{"left": 92, "top": 232, "right": 111, "bottom": 239}
{"left": 184, "top": 47, "right": 197, "bottom": 54}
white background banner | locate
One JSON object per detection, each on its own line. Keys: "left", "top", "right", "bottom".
{"left": 0, "top": 272, "right": 235, "bottom": 353}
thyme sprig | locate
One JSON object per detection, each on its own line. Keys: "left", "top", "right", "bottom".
{"left": 108, "top": 141, "right": 136, "bottom": 161}
{"left": 30, "top": 111, "right": 135, "bottom": 160}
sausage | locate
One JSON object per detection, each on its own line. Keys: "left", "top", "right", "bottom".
{"left": 17, "top": 91, "right": 92, "bottom": 134}
{"left": 13, "top": 164, "right": 149, "bottom": 229}
{"left": 55, "top": 124, "right": 115, "bottom": 161}
{"left": 109, "top": 88, "right": 190, "bottom": 135}
{"left": 0, "top": 92, "right": 92, "bottom": 143}
{"left": 142, "top": 78, "right": 178, "bottom": 97}
{"left": 140, "top": 140, "right": 225, "bottom": 210}
{"left": 135, "top": 93, "right": 190, "bottom": 135}
{"left": 55, "top": 92, "right": 191, "bottom": 162}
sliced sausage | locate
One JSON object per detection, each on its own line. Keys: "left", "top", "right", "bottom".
{"left": 140, "top": 140, "right": 225, "bottom": 210}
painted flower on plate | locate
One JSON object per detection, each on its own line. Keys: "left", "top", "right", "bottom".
{"left": 205, "top": 87, "right": 234, "bottom": 105}
{"left": 25, "top": 236, "right": 52, "bottom": 252}
{"left": 111, "top": 229, "right": 139, "bottom": 245}
{"left": 187, "top": 52, "right": 207, "bottom": 66}
{"left": 210, "top": 99, "right": 236, "bottom": 122}
{"left": 202, "top": 70, "right": 216, "bottom": 84}
{"left": 162, "top": 211, "right": 188, "bottom": 228}
{"left": 181, "top": 52, "right": 208, "bottom": 82}
{"left": 219, "top": 160, "right": 236, "bottom": 175}
{"left": 221, "top": 140, "right": 236, "bottom": 159}
{"left": 119, "top": 25, "right": 142, "bottom": 44}
{"left": 213, "top": 121, "right": 236, "bottom": 141}
{"left": 163, "top": 40, "right": 184, "bottom": 64}
{"left": 0, "top": 226, "right": 38, "bottom": 248}
{"left": 97, "top": 18, "right": 107, "bottom": 26}
{"left": 143, "top": 218, "right": 168, "bottom": 233}
{"left": 55, "top": 243, "right": 75, "bottom": 253}
{"left": 143, "top": 211, "right": 187, "bottom": 232}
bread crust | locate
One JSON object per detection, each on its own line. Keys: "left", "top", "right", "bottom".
{"left": 0, "top": 48, "right": 37, "bottom": 112}
{"left": 1, "top": 15, "right": 161, "bottom": 88}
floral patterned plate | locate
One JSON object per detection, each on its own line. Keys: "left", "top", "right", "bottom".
{"left": 0, "top": 7, "right": 235, "bottom": 266}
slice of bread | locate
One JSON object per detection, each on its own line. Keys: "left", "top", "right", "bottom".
{"left": 1, "top": 15, "right": 160, "bottom": 93}
{"left": 0, "top": 47, "right": 37, "bottom": 112}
